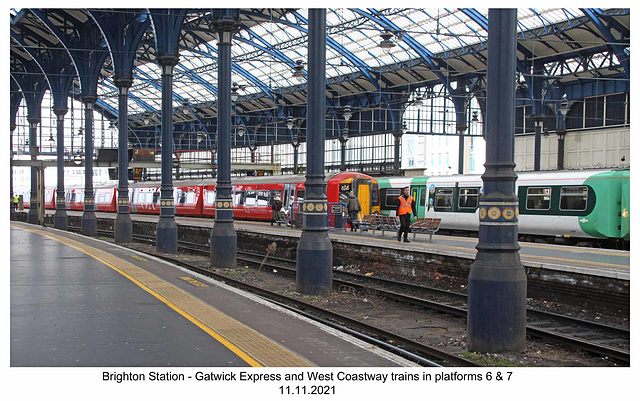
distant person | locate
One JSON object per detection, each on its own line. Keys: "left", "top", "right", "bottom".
{"left": 396, "top": 186, "right": 417, "bottom": 242}
{"left": 13, "top": 194, "right": 19, "bottom": 210}
{"left": 347, "top": 191, "right": 361, "bottom": 231}
{"left": 271, "top": 196, "right": 283, "bottom": 226}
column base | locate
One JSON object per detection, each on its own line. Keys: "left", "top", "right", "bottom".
{"left": 296, "top": 230, "right": 333, "bottom": 295}
{"left": 28, "top": 208, "right": 39, "bottom": 224}
{"left": 115, "top": 212, "right": 133, "bottom": 244}
{"left": 156, "top": 215, "right": 177, "bottom": 253}
{"left": 81, "top": 211, "right": 97, "bottom": 236}
{"left": 210, "top": 221, "right": 237, "bottom": 268}
{"left": 54, "top": 209, "right": 68, "bottom": 231}
{"left": 467, "top": 252, "right": 527, "bottom": 353}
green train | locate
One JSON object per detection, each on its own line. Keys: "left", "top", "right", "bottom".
{"left": 377, "top": 168, "right": 630, "bottom": 245}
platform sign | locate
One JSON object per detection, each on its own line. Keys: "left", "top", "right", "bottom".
{"left": 331, "top": 204, "right": 343, "bottom": 214}
{"left": 133, "top": 168, "right": 144, "bottom": 181}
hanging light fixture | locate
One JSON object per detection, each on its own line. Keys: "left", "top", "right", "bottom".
{"left": 292, "top": 60, "right": 305, "bottom": 82}
{"left": 237, "top": 126, "right": 245, "bottom": 137}
{"left": 48, "top": 133, "right": 55, "bottom": 142}
{"left": 413, "top": 96, "right": 424, "bottom": 107}
{"left": 231, "top": 83, "right": 239, "bottom": 102}
{"left": 343, "top": 105, "right": 352, "bottom": 122}
{"left": 286, "top": 116, "right": 294, "bottom": 130}
{"left": 379, "top": 30, "right": 396, "bottom": 54}
{"left": 471, "top": 110, "right": 479, "bottom": 122}
{"left": 402, "top": 121, "right": 408, "bottom": 134}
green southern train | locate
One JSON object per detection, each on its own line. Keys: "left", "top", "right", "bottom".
{"left": 377, "top": 168, "right": 630, "bottom": 245}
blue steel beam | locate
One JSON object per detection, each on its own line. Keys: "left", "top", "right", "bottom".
{"left": 580, "top": 8, "right": 630, "bottom": 79}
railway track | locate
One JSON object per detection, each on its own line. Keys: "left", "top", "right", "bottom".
{"left": 75, "top": 227, "right": 630, "bottom": 365}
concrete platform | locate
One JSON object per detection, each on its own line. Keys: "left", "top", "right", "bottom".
{"left": 88, "top": 211, "right": 629, "bottom": 281}
{"left": 10, "top": 221, "right": 417, "bottom": 368}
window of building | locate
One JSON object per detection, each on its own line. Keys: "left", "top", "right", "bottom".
{"left": 560, "top": 186, "right": 588, "bottom": 211}
{"left": 526, "top": 187, "right": 551, "bottom": 210}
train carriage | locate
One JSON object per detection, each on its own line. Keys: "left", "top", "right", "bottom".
{"left": 378, "top": 168, "right": 630, "bottom": 244}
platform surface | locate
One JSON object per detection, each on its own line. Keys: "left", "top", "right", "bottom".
{"left": 117, "top": 212, "right": 630, "bottom": 281}
{"left": 10, "top": 221, "right": 416, "bottom": 368}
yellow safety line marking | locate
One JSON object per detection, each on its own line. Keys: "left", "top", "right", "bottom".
{"left": 11, "top": 223, "right": 314, "bottom": 367}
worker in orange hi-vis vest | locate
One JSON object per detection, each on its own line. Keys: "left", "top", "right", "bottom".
{"left": 396, "top": 186, "right": 417, "bottom": 242}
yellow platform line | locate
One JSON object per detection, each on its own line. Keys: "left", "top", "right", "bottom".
{"left": 11, "top": 223, "right": 314, "bottom": 367}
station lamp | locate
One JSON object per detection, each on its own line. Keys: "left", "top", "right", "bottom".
{"left": 413, "top": 96, "right": 424, "bottom": 107}
{"left": 286, "top": 116, "right": 294, "bottom": 131}
{"left": 237, "top": 126, "right": 245, "bottom": 137}
{"left": 378, "top": 30, "right": 396, "bottom": 54}
{"left": 292, "top": 60, "right": 305, "bottom": 82}
{"left": 343, "top": 105, "right": 352, "bottom": 122}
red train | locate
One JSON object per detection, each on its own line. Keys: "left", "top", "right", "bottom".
{"left": 35, "top": 172, "right": 381, "bottom": 222}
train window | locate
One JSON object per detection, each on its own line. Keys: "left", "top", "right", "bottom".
{"left": 205, "top": 191, "right": 216, "bottom": 205}
{"left": 257, "top": 191, "right": 269, "bottom": 206}
{"left": 70, "top": 193, "right": 75, "bottom": 202}
{"left": 178, "top": 191, "right": 187, "bottom": 205}
{"left": 186, "top": 192, "right": 195, "bottom": 204}
{"left": 459, "top": 188, "right": 479, "bottom": 209}
{"left": 526, "top": 187, "right": 551, "bottom": 210}
{"left": 270, "top": 190, "right": 281, "bottom": 201}
{"left": 560, "top": 186, "right": 588, "bottom": 211}
{"left": 97, "top": 193, "right": 105, "bottom": 203}
{"left": 385, "top": 189, "right": 401, "bottom": 207}
{"left": 234, "top": 191, "right": 244, "bottom": 206}
{"left": 296, "top": 190, "right": 305, "bottom": 203}
{"left": 372, "top": 183, "right": 379, "bottom": 206}
{"left": 152, "top": 192, "right": 160, "bottom": 204}
{"left": 419, "top": 188, "right": 427, "bottom": 207}
{"left": 435, "top": 188, "right": 453, "bottom": 208}
{"left": 245, "top": 191, "right": 257, "bottom": 206}
{"left": 45, "top": 191, "right": 53, "bottom": 202}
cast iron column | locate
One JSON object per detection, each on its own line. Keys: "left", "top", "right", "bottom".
{"left": 156, "top": 56, "right": 179, "bottom": 253}
{"left": 393, "top": 130, "right": 402, "bottom": 175}
{"left": 296, "top": 9, "right": 333, "bottom": 295}
{"left": 533, "top": 115, "right": 543, "bottom": 171}
{"left": 457, "top": 123, "right": 467, "bottom": 174}
{"left": 292, "top": 142, "right": 300, "bottom": 173}
{"left": 210, "top": 15, "right": 240, "bottom": 268}
{"left": 27, "top": 117, "right": 39, "bottom": 224}
{"left": 114, "top": 79, "right": 133, "bottom": 243}
{"left": 339, "top": 134, "right": 348, "bottom": 172}
{"left": 53, "top": 107, "right": 68, "bottom": 230}
{"left": 467, "top": 9, "right": 527, "bottom": 353}
{"left": 10, "top": 124, "right": 16, "bottom": 221}
{"left": 81, "top": 96, "right": 97, "bottom": 236}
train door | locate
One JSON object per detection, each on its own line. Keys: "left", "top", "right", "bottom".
{"left": 283, "top": 184, "right": 296, "bottom": 214}
{"left": 357, "top": 183, "right": 371, "bottom": 215}
{"left": 410, "top": 185, "right": 427, "bottom": 218}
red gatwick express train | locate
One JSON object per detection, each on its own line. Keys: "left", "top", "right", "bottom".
{"left": 31, "top": 171, "right": 381, "bottom": 222}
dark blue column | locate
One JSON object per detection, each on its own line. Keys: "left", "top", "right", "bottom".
{"left": 53, "top": 108, "right": 68, "bottom": 230}
{"left": 81, "top": 96, "right": 97, "bottom": 236}
{"left": 393, "top": 131, "right": 402, "bottom": 175}
{"left": 27, "top": 117, "right": 39, "bottom": 225}
{"left": 114, "top": 79, "right": 133, "bottom": 243}
{"left": 296, "top": 9, "right": 333, "bottom": 295}
{"left": 532, "top": 61, "right": 545, "bottom": 171}
{"left": 156, "top": 56, "right": 179, "bottom": 253}
{"left": 10, "top": 125, "right": 16, "bottom": 221}
{"left": 210, "top": 15, "right": 239, "bottom": 269}
{"left": 467, "top": 9, "right": 527, "bottom": 353}
{"left": 339, "top": 134, "right": 347, "bottom": 171}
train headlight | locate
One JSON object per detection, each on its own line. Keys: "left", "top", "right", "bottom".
{"left": 622, "top": 208, "right": 629, "bottom": 218}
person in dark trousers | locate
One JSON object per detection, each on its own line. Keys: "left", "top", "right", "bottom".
{"left": 271, "top": 196, "right": 283, "bottom": 226}
{"left": 396, "top": 186, "right": 417, "bottom": 242}
{"left": 346, "top": 191, "right": 362, "bottom": 231}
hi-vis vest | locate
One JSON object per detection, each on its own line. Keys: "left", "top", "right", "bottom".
{"left": 397, "top": 196, "right": 413, "bottom": 215}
